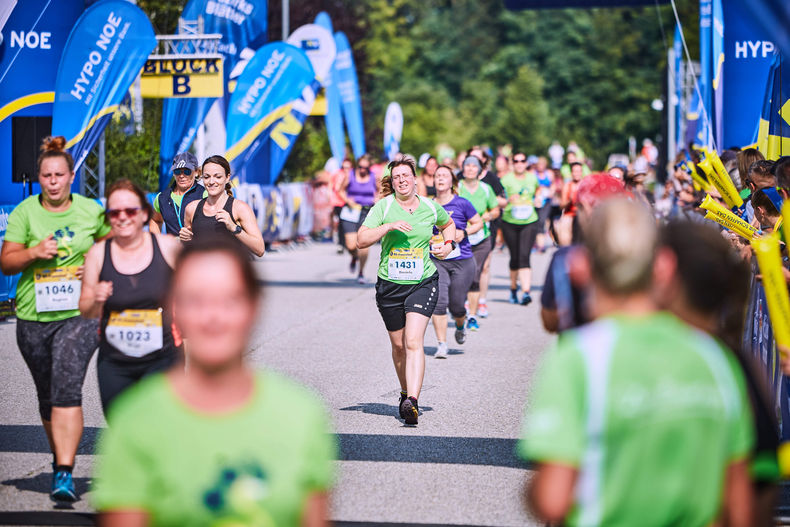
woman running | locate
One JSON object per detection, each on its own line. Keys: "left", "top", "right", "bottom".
{"left": 417, "top": 156, "right": 438, "bottom": 197}
{"left": 357, "top": 154, "right": 455, "bottom": 425}
{"left": 457, "top": 155, "right": 499, "bottom": 331}
{"left": 0, "top": 136, "right": 110, "bottom": 502}
{"left": 339, "top": 155, "right": 378, "bottom": 283}
{"left": 183, "top": 155, "right": 265, "bottom": 257}
{"left": 93, "top": 237, "right": 336, "bottom": 526}
{"left": 430, "top": 165, "right": 483, "bottom": 358}
{"left": 500, "top": 151, "right": 540, "bottom": 305}
{"left": 80, "top": 180, "right": 182, "bottom": 415}
{"left": 534, "top": 156, "right": 554, "bottom": 252}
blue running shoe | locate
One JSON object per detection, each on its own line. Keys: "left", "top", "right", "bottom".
{"left": 467, "top": 317, "right": 480, "bottom": 332}
{"left": 520, "top": 292, "right": 533, "bottom": 306}
{"left": 509, "top": 290, "right": 519, "bottom": 304}
{"left": 51, "top": 470, "right": 78, "bottom": 502}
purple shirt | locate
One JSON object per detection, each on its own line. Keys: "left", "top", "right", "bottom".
{"left": 432, "top": 195, "right": 477, "bottom": 260}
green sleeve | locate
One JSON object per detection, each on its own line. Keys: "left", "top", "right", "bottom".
{"left": 3, "top": 203, "right": 29, "bottom": 244}
{"left": 92, "top": 411, "right": 155, "bottom": 511}
{"left": 486, "top": 186, "right": 498, "bottom": 211}
{"left": 362, "top": 200, "right": 385, "bottom": 229}
{"left": 519, "top": 341, "right": 586, "bottom": 466}
{"left": 726, "top": 354, "right": 755, "bottom": 461}
{"left": 93, "top": 203, "right": 111, "bottom": 239}
{"left": 152, "top": 193, "right": 161, "bottom": 214}
{"left": 435, "top": 203, "right": 451, "bottom": 226}
{"left": 303, "top": 401, "right": 338, "bottom": 491}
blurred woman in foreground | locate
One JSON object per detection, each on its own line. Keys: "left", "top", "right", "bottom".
{"left": 93, "top": 236, "right": 336, "bottom": 527}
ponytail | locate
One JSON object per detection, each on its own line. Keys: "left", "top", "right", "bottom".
{"left": 38, "top": 136, "right": 74, "bottom": 174}
{"left": 225, "top": 182, "right": 233, "bottom": 197}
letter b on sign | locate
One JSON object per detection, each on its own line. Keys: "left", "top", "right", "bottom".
{"left": 173, "top": 75, "right": 191, "bottom": 96}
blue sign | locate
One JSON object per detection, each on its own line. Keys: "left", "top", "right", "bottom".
{"left": 334, "top": 32, "right": 365, "bottom": 158}
{"left": 756, "top": 53, "right": 790, "bottom": 160}
{"left": 712, "top": 0, "right": 724, "bottom": 149}
{"left": 0, "top": 204, "right": 21, "bottom": 303}
{"left": 225, "top": 42, "right": 315, "bottom": 186}
{"left": 722, "top": 0, "right": 776, "bottom": 149}
{"left": 699, "top": 0, "right": 713, "bottom": 148}
{"left": 315, "top": 12, "right": 346, "bottom": 163}
{"left": 673, "top": 23, "right": 683, "bottom": 154}
{"left": 52, "top": 0, "right": 155, "bottom": 172}
{"left": 0, "top": 0, "right": 84, "bottom": 205}
{"left": 158, "top": 0, "right": 267, "bottom": 190}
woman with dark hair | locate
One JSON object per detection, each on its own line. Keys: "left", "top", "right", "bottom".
{"left": 93, "top": 236, "right": 336, "bottom": 526}
{"left": 0, "top": 136, "right": 111, "bottom": 503}
{"left": 417, "top": 156, "right": 438, "bottom": 197}
{"left": 80, "top": 179, "right": 182, "bottom": 415}
{"left": 183, "top": 155, "right": 265, "bottom": 257}
{"left": 357, "top": 154, "right": 455, "bottom": 425}
{"left": 339, "top": 155, "right": 378, "bottom": 283}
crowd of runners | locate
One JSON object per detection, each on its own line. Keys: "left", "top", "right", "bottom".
{"left": 3, "top": 133, "right": 790, "bottom": 526}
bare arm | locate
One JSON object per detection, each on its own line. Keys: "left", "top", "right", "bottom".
{"left": 338, "top": 174, "right": 355, "bottom": 207}
{"left": 722, "top": 459, "right": 753, "bottom": 527}
{"left": 232, "top": 201, "right": 265, "bottom": 257}
{"left": 98, "top": 510, "right": 149, "bottom": 527}
{"left": 180, "top": 202, "right": 197, "bottom": 242}
{"left": 540, "top": 307, "right": 559, "bottom": 334}
{"left": 301, "top": 492, "right": 330, "bottom": 527}
{"left": 465, "top": 214, "right": 484, "bottom": 236}
{"left": 153, "top": 233, "right": 183, "bottom": 268}
{"left": 483, "top": 207, "right": 500, "bottom": 221}
{"left": 0, "top": 236, "right": 58, "bottom": 275}
{"left": 357, "top": 223, "right": 396, "bottom": 249}
{"left": 527, "top": 463, "right": 578, "bottom": 524}
{"left": 79, "top": 242, "right": 112, "bottom": 319}
{"left": 148, "top": 211, "right": 164, "bottom": 234}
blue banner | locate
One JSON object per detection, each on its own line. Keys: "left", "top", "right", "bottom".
{"left": 684, "top": 90, "right": 702, "bottom": 148}
{"left": 712, "top": 0, "right": 724, "bottom": 150}
{"left": 673, "top": 23, "right": 683, "bottom": 154}
{"left": 0, "top": 0, "right": 84, "bottom": 204}
{"left": 699, "top": 0, "right": 713, "bottom": 149}
{"left": 225, "top": 42, "right": 315, "bottom": 186}
{"left": 756, "top": 53, "right": 790, "bottom": 160}
{"left": 158, "top": 0, "right": 267, "bottom": 190}
{"left": 384, "top": 102, "right": 403, "bottom": 161}
{"left": 722, "top": 0, "right": 776, "bottom": 149}
{"left": 0, "top": 204, "right": 21, "bottom": 303}
{"left": 52, "top": 0, "right": 155, "bottom": 171}
{"left": 334, "top": 32, "right": 365, "bottom": 159}
{"left": 315, "top": 12, "right": 346, "bottom": 163}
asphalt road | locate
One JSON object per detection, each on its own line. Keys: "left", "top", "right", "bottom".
{"left": 0, "top": 240, "right": 556, "bottom": 527}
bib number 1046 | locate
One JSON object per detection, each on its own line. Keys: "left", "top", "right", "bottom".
{"left": 34, "top": 266, "right": 81, "bottom": 313}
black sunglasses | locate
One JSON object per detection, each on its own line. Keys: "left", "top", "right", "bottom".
{"left": 106, "top": 207, "right": 141, "bottom": 220}
{"left": 513, "top": 158, "right": 527, "bottom": 163}
{"left": 173, "top": 168, "right": 193, "bottom": 176}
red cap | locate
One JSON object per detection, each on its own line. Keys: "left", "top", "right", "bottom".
{"left": 575, "top": 173, "right": 627, "bottom": 210}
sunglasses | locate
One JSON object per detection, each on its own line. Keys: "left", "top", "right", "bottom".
{"left": 359, "top": 165, "right": 370, "bottom": 170}
{"left": 173, "top": 168, "right": 193, "bottom": 176}
{"left": 513, "top": 158, "right": 527, "bottom": 163}
{"left": 106, "top": 207, "right": 141, "bottom": 220}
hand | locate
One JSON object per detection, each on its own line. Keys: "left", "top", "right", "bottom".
{"left": 94, "top": 281, "right": 113, "bottom": 303}
{"left": 388, "top": 221, "right": 412, "bottom": 233}
{"left": 481, "top": 211, "right": 491, "bottom": 222}
{"left": 32, "top": 234, "right": 59, "bottom": 260}
{"left": 454, "top": 230, "right": 466, "bottom": 243}
{"left": 179, "top": 227, "right": 193, "bottom": 242}
{"left": 430, "top": 242, "right": 453, "bottom": 259}
{"left": 75, "top": 265, "right": 85, "bottom": 280}
{"left": 508, "top": 195, "right": 520, "bottom": 204}
{"left": 215, "top": 210, "right": 236, "bottom": 232}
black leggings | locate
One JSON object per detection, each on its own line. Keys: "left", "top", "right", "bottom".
{"left": 97, "top": 351, "right": 177, "bottom": 416}
{"left": 501, "top": 221, "right": 539, "bottom": 270}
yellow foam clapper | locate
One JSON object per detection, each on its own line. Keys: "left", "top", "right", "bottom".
{"left": 777, "top": 441, "right": 790, "bottom": 478}
{"left": 782, "top": 201, "right": 790, "bottom": 246}
{"left": 701, "top": 149, "right": 743, "bottom": 209}
{"left": 752, "top": 233, "right": 790, "bottom": 347}
{"left": 701, "top": 195, "right": 758, "bottom": 240}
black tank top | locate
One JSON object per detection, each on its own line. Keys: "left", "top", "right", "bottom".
{"left": 99, "top": 234, "right": 175, "bottom": 362}
{"left": 192, "top": 195, "right": 237, "bottom": 239}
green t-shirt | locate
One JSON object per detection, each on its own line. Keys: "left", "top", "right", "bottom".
{"left": 93, "top": 371, "right": 336, "bottom": 527}
{"left": 519, "top": 312, "right": 754, "bottom": 527}
{"left": 4, "top": 194, "right": 110, "bottom": 322}
{"left": 362, "top": 194, "right": 451, "bottom": 284}
{"left": 500, "top": 172, "right": 539, "bottom": 225}
{"left": 458, "top": 180, "right": 498, "bottom": 241}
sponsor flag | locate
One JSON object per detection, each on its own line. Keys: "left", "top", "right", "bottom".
{"left": 756, "top": 53, "right": 790, "bottom": 160}
{"left": 225, "top": 42, "right": 315, "bottom": 186}
{"left": 673, "top": 23, "right": 683, "bottom": 154}
{"left": 334, "top": 32, "right": 365, "bottom": 158}
{"left": 315, "top": 12, "right": 346, "bottom": 163}
{"left": 158, "top": 0, "right": 267, "bottom": 190}
{"left": 384, "top": 102, "right": 403, "bottom": 161}
{"left": 699, "top": 0, "right": 713, "bottom": 148}
{"left": 712, "top": 0, "right": 724, "bottom": 149}
{"left": 51, "top": 0, "right": 155, "bottom": 171}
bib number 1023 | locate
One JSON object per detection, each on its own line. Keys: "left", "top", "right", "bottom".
{"left": 105, "top": 309, "right": 164, "bottom": 358}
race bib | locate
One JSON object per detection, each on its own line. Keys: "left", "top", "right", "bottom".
{"left": 339, "top": 205, "right": 361, "bottom": 223}
{"left": 388, "top": 248, "right": 424, "bottom": 281}
{"left": 468, "top": 226, "right": 487, "bottom": 246}
{"left": 511, "top": 204, "right": 535, "bottom": 220}
{"left": 34, "top": 266, "right": 81, "bottom": 313}
{"left": 105, "top": 309, "right": 164, "bottom": 358}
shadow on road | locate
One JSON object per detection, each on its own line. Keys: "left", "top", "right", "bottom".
{"left": 423, "top": 346, "right": 464, "bottom": 357}
{"left": 1, "top": 471, "right": 91, "bottom": 500}
{"left": 338, "top": 403, "right": 434, "bottom": 422}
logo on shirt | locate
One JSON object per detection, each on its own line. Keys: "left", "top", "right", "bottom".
{"left": 203, "top": 462, "right": 274, "bottom": 524}
{"left": 53, "top": 226, "right": 76, "bottom": 261}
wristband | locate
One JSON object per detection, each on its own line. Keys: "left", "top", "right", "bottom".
{"left": 233, "top": 224, "right": 243, "bottom": 235}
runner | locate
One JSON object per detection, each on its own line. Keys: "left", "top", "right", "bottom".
{"left": 339, "top": 155, "right": 378, "bottom": 283}
{"left": 79, "top": 180, "right": 182, "bottom": 414}
{"left": 429, "top": 165, "right": 482, "bottom": 358}
{"left": 534, "top": 156, "right": 554, "bottom": 252}
{"left": 182, "top": 155, "right": 265, "bottom": 257}
{"left": 500, "top": 151, "right": 540, "bottom": 305}
{"left": 0, "top": 136, "right": 111, "bottom": 502}
{"left": 357, "top": 154, "right": 455, "bottom": 425}
{"left": 149, "top": 152, "right": 204, "bottom": 236}
{"left": 417, "top": 156, "right": 438, "bottom": 197}
{"left": 457, "top": 155, "right": 499, "bottom": 331}
{"left": 92, "top": 236, "right": 336, "bottom": 526}
{"left": 331, "top": 160, "right": 349, "bottom": 254}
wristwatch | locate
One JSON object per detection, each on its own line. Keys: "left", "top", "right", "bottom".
{"left": 444, "top": 239, "right": 457, "bottom": 250}
{"left": 233, "top": 224, "right": 243, "bottom": 235}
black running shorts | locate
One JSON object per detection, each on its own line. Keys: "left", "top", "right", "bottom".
{"left": 375, "top": 273, "right": 439, "bottom": 331}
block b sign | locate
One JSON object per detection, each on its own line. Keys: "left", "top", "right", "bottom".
{"left": 140, "top": 57, "right": 224, "bottom": 98}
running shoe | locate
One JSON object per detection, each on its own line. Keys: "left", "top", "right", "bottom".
{"left": 435, "top": 342, "right": 448, "bottom": 359}
{"left": 454, "top": 324, "right": 466, "bottom": 344}
{"left": 398, "top": 391, "right": 408, "bottom": 418}
{"left": 357, "top": 275, "right": 365, "bottom": 284}
{"left": 402, "top": 396, "right": 419, "bottom": 425}
{"left": 467, "top": 317, "right": 480, "bottom": 332}
{"left": 51, "top": 470, "right": 77, "bottom": 502}
{"left": 477, "top": 302, "right": 489, "bottom": 318}
{"left": 350, "top": 256, "right": 357, "bottom": 273}
{"left": 336, "top": 245, "right": 345, "bottom": 254}
{"left": 521, "top": 292, "right": 533, "bottom": 306}
{"left": 509, "top": 290, "right": 519, "bottom": 304}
